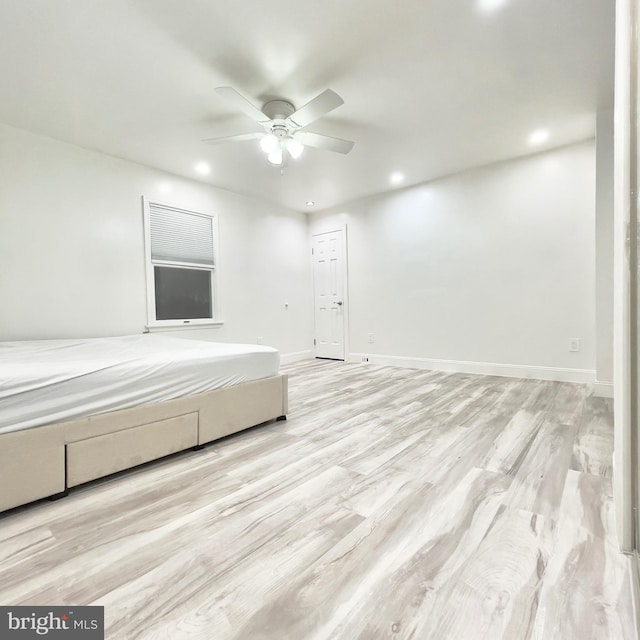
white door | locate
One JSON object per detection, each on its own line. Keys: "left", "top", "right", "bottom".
{"left": 312, "top": 229, "right": 346, "bottom": 360}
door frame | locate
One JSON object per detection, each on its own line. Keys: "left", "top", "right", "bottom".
{"left": 311, "top": 225, "right": 349, "bottom": 360}
{"left": 613, "top": 0, "right": 638, "bottom": 554}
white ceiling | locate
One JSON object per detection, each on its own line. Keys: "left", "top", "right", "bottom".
{"left": 0, "top": 0, "right": 614, "bottom": 212}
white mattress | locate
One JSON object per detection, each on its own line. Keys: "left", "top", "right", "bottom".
{"left": 0, "top": 334, "right": 280, "bottom": 434}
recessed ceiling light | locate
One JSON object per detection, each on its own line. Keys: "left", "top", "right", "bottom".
{"left": 306, "top": 201, "right": 315, "bottom": 206}
{"left": 390, "top": 172, "right": 405, "bottom": 185}
{"left": 478, "top": 0, "right": 509, "bottom": 11}
{"left": 528, "top": 129, "right": 550, "bottom": 146}
{"left": 194, "top": 162, "right": 211, "bottom": 175}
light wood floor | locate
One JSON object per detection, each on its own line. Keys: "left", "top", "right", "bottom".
{"left": 0, "top": 359, "right": 638, "bottom": 639}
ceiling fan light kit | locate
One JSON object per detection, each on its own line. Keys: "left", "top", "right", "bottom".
{"left": 259, "top": 133, "right": 278, "bottom": 154}
{"left": 203, "top": 87, "right": 355, "bottom": 167}
{"left": 268, "top": 147, "right": 283, "bottom": 165}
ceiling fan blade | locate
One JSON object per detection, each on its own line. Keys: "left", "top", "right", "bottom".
{"left": 286, "top": 89, "right": 344, "bottom": 129}
{"left": 295, "top": 131, "right": 354, "bottom": 154}
{"left": 214, "top": 87, "right": 272, "bottom": 125}
{"left": 202, "top": 132, "right": 264, "bottom": 145}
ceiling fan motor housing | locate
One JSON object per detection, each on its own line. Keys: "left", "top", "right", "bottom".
{"left": 262, "top": 99, "right": 296, "bottom": 127}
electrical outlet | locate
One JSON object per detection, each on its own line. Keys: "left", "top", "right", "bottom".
{"left": 361, "top": 356, "right": 369, "bottom": 363}
{"left": 367, "top": 333, "right": 374, "bottom": 344}
{"left": 257, "top": 336, "right": 263, "bottom": 345}
{"left": 569, "top": 338, "right": 580, "bottom": 352}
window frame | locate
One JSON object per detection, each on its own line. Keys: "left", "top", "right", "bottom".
{"left": 142, "top": 197, "right": 222, "bottom": 329}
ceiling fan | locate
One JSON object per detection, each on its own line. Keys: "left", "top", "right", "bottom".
{"left": 202, "top": 86, "right": 355, "bottom": 165}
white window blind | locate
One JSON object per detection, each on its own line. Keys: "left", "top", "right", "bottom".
{"left": 149, "top": 203, "right": 214, "bottom": 266}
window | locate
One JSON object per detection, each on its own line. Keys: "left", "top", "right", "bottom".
{"left": 143, "top": 199, "right": 220, "bottom": 327}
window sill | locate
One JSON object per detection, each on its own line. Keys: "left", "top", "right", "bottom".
{"left": 145, "top": 321, "right": 224, "bottom": 332}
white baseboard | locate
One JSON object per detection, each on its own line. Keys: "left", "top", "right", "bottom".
{"left": 280, "top": 350, "right": 314, "bottom": 365}
{"left": 592, "top": 381, "right": 614, "bottom": 398}
{"left": 348, "top": 352, "right": 596, "bottom": 384}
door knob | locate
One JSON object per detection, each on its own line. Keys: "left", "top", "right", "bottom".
{"left": 336, "top": 300, "right": 343, "bottom": 306}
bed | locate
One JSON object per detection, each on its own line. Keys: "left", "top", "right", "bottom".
{"left": 0, "top": 334, "right": 288, "bottom": 513}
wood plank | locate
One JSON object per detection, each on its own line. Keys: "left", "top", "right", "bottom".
{"left": 571, "top": 396, "right": 614, "bottom": 478}
{"left": 0, "top": 359, "right": 634, "bottom": 640}
{"left": 502, "top": 418, "right": 577, "bottom": 519}
{"left": 423, "top": 507, "right": 554, "bottom": 640}
{"left": 531, "top": 470, "right": 636, "bottom": 640}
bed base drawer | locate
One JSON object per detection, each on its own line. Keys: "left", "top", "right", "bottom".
{"left": 0, "top": 428, "right": 65, "bottom": 512}
{"left": 67, "top": 412, "right": 198, "bottom": 487}
{"left": 198, "top": 375, "right": 285, "bottom": 444}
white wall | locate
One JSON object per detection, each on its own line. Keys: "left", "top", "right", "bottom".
{"left": 0, "top": 123, "right": 313, "bottom": 358}
{"left": 310, "top": 141, "right": 596, "bottom": 381}
{"left": 0, "top": 122, "right": 598, "bottom": 382}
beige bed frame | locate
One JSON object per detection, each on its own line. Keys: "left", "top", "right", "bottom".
{"left": 0, "top": 374, "right": 288, "bottom": 513}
